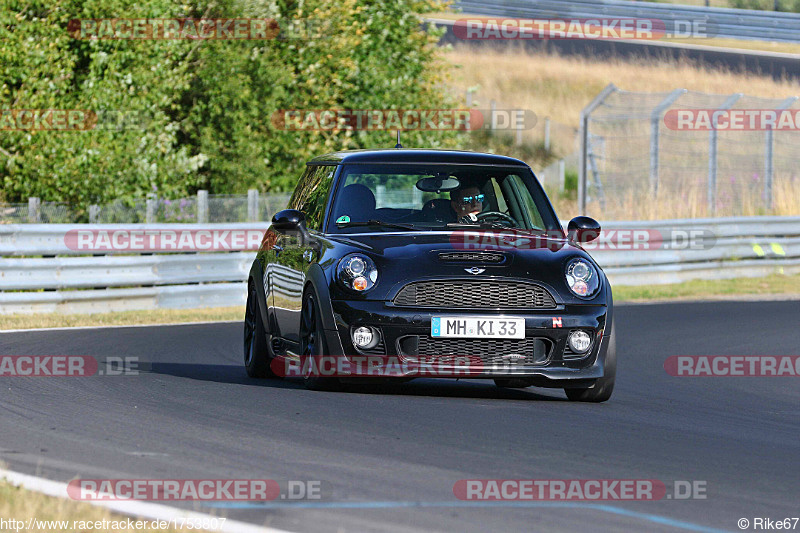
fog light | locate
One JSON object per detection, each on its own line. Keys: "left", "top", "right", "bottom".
{"left": 568, "top": 330, "right": 592, "bottom": 353}
{"left": 353, "top": 327, "right": 374, "bottom": 348}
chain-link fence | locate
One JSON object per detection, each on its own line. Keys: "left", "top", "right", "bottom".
{"left": 0, "top": 191, "right": 292, "bottom": 224}
{"left": 579, "top": 84, "right": 800, "bottom": 220}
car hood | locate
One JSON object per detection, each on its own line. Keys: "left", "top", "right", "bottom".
{"left": 324, "top": 230, "right": 602, "bottom": 303}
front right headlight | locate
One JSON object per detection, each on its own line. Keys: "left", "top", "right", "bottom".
{"left": 565, "top": 258, "right": 600, "bottom": 298}
{"left": 336, "top": 253, "right": 378, "bottom": 292}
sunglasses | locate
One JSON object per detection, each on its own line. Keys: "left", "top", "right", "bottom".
{"left": 457, "top": 194, "right": 485, "bottom": 206}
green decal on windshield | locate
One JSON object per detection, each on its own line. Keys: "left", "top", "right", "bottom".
{"left": 336, "top": 215, "right": 350, "bottom": 225}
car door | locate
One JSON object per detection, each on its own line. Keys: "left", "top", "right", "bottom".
{"left": 271, "top": 164, "right": 336, "bottom": 351}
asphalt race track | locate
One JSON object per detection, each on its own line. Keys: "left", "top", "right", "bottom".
{"left": 1, "top": 301, "right": 798, "bottom": 533}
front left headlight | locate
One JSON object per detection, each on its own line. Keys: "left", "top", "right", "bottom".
{"left": 337, "top": 253, "right": 378, "bottom": 292}
{"left": 565, "top": 258, "right": 600, "bottom": 298}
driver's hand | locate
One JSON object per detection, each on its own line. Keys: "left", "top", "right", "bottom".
{"left": 458, "top": 213, "right": 478, "bottom": 224}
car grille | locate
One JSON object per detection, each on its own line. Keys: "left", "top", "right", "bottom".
{"left": 438, "top": 252, "right": 505, "bottom": 263}
{"left": 398, "top": 336, "right": 552, "bottom": 366}
{"left": 393, "top": 280, "right": 557, "bottom": 309}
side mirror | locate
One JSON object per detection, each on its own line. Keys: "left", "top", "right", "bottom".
{"left": 567, "top": 216, "right": 601, "bottom": 243}
{"left": 271, "top": 209, "right": 306, "bottom": 232}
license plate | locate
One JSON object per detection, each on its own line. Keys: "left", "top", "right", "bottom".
{"left": 431, "top": 317, "right": 525, "bottom": 339}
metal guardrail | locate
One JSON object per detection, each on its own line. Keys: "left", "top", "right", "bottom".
{"left": 453, "top": 0, "right": 800, "bottom": 43}
{"left": 0, "top": 217, "right": 798, "bottom": 313}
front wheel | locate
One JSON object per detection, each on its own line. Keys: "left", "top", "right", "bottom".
{"left": 300, "top": 290, "right": 340, "bottom": 391}
{"left": 244, "top": 279, "right": 277, "bottom": 378}
{"left": 565, "top": 323, "right": 616, "bottom": 403}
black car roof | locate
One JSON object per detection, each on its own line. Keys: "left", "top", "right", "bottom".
{"left": 308, "top": 149, "right": 528, "bottom": 166}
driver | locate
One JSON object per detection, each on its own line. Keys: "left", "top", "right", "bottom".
{"left": 450, "top": 182, "right": 484, "bottom": 223}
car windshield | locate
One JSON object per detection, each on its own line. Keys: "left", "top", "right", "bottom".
{"left": 326, "top": 164, "right": 561, "bottom": 234}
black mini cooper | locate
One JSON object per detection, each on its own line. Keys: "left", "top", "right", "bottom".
{"left": 244, "top": 149, "right": 615, "bottom": 402}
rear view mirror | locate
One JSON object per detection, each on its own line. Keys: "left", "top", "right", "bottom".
{"left": 416, "top": 174, "right": 460, "bottom": 193}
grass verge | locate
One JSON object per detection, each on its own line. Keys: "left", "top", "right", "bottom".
{"left": 0, "top": 479, "right": 183, "bottom": 533}
{"left": 614, "top": 273, "right": 800, "bottom": 302}
{"left": 0, "top": 306, "right": 243, "bottom": 331}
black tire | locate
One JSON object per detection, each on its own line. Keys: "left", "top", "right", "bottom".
{"left": 494, "top": 378, "right": 530, "bottom": 389}
{"left": 244, "top": 279, "right": 277, "bottom": 378}
{"left": 565, "top": 323, "right": 616, "bottom": 403}
{"left": 299, "top": 290, "right": 341, "bottom": 391}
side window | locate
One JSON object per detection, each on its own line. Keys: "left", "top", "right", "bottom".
{"left": 287, "top": 165, "right": 335, "bottom": 231}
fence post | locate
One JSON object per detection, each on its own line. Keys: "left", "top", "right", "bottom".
{"left": 197, "top": 190, "right": 208, "bottom": 224}
{"left": 579, "top": 84, "right": 617, "bottom": 215}
{"left": 27, "top": 197, "right": 40, "bottom": 223}
{"left": 708, "top": 94, "right": 742, "bottom": 215}
{"left": 649, "top": 89, "right": 686, "bottom": 196}
{"left": 89, "top": 205, "right": 99, "bottom": 223}
{"left": 466, "top": 89, "right": 473, "bottom": 107}
{"left": 544, "top": 118, "right": 551, "bottom": 152}
{"left": 765, "top": 97, "right": 797, "bottom": 211}
{"left": 558, "top": 159, "right": 566, "bottom": 193}
{"left": 146, "top": 197, "right": 156, "bottom": 223}
{"left": 247, "top": 189, "right": 260, "bottom": 221}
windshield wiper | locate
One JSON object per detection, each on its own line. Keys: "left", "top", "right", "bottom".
{"left": 446, "top": 221, "right": 515, "bottom": 230}
{"left": 337, "top": 219, "right": 421, "bottom": 231}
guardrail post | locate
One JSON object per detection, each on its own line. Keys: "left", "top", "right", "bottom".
{"left": 88, "top": 205, "right": 99, "bottom": 223}
{"left": 579, "top": 84, "right": 616, "bottom": 215}
{"left": 197, "top": 190, "right": 208, "bottom": 224}
{"left": 765, "top": 97, "right": 798, "bottom": 211}
{"left": 558, "top": 159, "right": 566, "bottom": 193}
{"left": 146, "top": 197, "right": 156, "bottom": 223}
{"left": 544, "top": 117, "right": 551, "bottom": 152}
{"left": 27, "top": 197, "right": 40, "bottom": 223}
{"left": 247, "top": 189, "right": 260, "bottom": 221}
{"left": 649, "top": 89, "right": 686, "bottom": 196}
{"left": 708, "top": 94, "right": 742, "bottom": 215}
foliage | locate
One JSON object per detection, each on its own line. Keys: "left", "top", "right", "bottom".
{"left": 0, "top": 0, "right": 458, "bottom": 211}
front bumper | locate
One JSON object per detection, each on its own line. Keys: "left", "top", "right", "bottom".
{"left": 325, "top": 300, "right": 610, "bottom": 387}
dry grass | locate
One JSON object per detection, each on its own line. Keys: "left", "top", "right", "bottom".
{"left": 444, "top": 46, "right": 799, "bottom": 130}
{"left": 614, "top": 272, "right": 800, "bottom": 301}
{"left": 0, "top": 479, "right": 184, "bottom": 533}
{"left": 0, "top": 306, "right": 243, "bottom": 330}
{"left": 443, "top": 46, "right": 800, "bottom": 219}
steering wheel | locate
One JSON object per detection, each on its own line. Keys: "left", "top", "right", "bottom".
{"left": 476, "top": 211, "right": 517, "bottom": 227}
